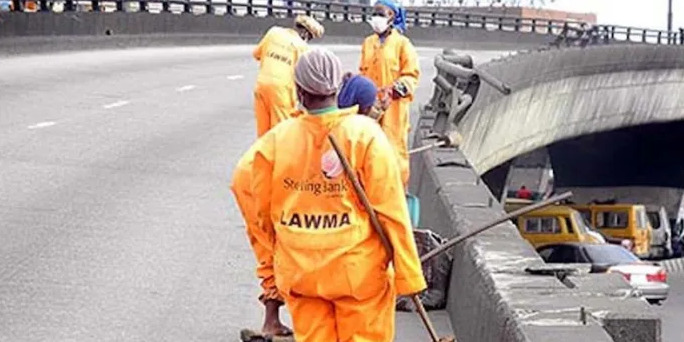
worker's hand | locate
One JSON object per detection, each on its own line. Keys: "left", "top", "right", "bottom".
{"left": 378, "top": 91, "right": 392, "bottom": 111}
{"left": 369, "top": 102, "right": 385, "bottom": 121}
{"left": 379, "top": 86, "right": 398, "bottom": 101}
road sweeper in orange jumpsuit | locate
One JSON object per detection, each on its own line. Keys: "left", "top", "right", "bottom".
{"left": 252, "top": 15, "right": 324, "bottom": 137}
{"left": 249, "top": 47, "right": 426, "bottom": 342}
{"left": 231, "top": 140, "right": 293, "bottom": 338}
{"left": 359, "top": 0, "right": 420, "bottom": 189}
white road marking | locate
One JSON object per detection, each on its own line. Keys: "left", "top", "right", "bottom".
{"left": 27, "top": 121, "right": 56, "bottom": 129}
{"left": 226, "top": 75, "right": 244, "bottom": 80}
{"left": 103, "top": 100, "right": 130, "bottom": 109}
{"left": 176, "top": 85, "right": 196, "bottom": 92}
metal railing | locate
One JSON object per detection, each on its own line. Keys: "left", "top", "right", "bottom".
{"left": 427, "top": 49, "right": 511, "bottom": 137}
{"left": 549, "top": 22, "right": 684, "bottom": 47}
{"left": 6, "top": 0, "right": 683, "bottom": 45}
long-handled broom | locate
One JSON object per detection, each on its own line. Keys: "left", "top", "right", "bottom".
{"left": 328, "top": 134, "right": 454, "bottom": 342}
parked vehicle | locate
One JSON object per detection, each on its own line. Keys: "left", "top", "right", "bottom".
{"left": 646, "top": 205, "right": 673, "bottom": 259}
{"left": 537, "top": 243, "right": 669, "bottom": 304}
{"left": 569, "top": 204, "right": 652, "bottom": 258}
{"left": 576, "top": 211, "right": 632, "bottom": 248}
{"left": 504, "top": 199, "right": 633, "bottom": 249}
{"left": 512, "top": 205, "right": 604, "bottom": 249}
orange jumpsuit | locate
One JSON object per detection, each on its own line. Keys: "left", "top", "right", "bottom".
{"left": 251, "top": 107, "right": 426, "bottom": 342}
{"left": 360, "top": 29, "right": 420, "bottom": 189}
{"left": 230, "top": 140, "right": 283, "bottom": 304}
{"left": 253, "top": 26, "right": 309, "bottom": 137}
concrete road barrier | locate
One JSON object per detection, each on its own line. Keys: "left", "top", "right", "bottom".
{"left": 410, "top": 110, "right": 661, "bottom": 342}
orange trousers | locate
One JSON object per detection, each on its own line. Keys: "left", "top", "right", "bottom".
{"left": 254, "top": 82, "right": 297, "bottom": 138}
{"left": 231, "top": 169, "right": 283, "bottom": 304}
{"left": 380, "top": 98, "right": 411, "bottom": 189}
{"left": 281, "top": 267, "right": 397, "bottom": 342}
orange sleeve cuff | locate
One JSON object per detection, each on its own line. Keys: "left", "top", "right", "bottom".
{"left": 395, "top": 274, "right": 428, "bottom": 296}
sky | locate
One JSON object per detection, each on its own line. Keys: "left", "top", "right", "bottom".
{"left": 542, "top": 0, "right": 680, "bottom": 31}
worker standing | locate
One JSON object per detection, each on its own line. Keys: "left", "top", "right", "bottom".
{"left": 252, "top": 15, "right": 324, "bottom": 137}
{"left": 360, "top": 0, "right": 420, "bottom": 190}
{"left": 230, "top": 140, "right": 292, "bottom": 339}
{"left": 249, "top": 48, "right": 426, "bottom": 342}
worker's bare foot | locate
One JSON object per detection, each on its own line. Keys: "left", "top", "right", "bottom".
{"left": 262, "top": 320, "right": 293, "bottom": 336}
{"left": 262, "top": 300, "right": 292, "bottom": 336}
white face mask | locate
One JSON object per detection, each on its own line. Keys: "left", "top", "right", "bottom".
{"left": 369, "top": 15, "right": 390, "bottom": 34}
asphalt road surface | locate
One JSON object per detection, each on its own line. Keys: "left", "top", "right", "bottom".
{"left": 0, "top": 45, "right": 509, "bottom": 341}
{"left": 654, "top": 272, "right": 684, "bottom": 342}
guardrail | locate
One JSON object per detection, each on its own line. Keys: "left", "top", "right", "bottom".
{"left": 549, "top": 22, "right": 684, "bottom": 47}
{"left": 6, "top": 0, "right": 683, "bottom": 45}
{"left": 428, "top": 49, "right": 511, "bottom": 137}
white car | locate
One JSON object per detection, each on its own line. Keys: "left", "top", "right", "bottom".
{"left": 609, "top": 263, "right": 668, "bottom": 304}
{"left": 538, "top": 242, "right": 669, "bottom": 304}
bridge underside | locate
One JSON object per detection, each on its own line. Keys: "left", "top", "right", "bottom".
{"left": 549, "top": 120, "right": 684, "bottom": 189}
{"left": 484, "top": 120, "right": 684, "bottom": 215}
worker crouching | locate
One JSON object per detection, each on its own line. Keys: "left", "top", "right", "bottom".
{"left": 338, "top": 72, "right": 391, "bottom": 121}
{"left": 249, "top": 48, "right": 426, "bottom": 342}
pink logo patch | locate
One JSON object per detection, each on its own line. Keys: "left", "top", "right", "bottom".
{"left": 321, "top": 149, "right": 343, "bottom": 179}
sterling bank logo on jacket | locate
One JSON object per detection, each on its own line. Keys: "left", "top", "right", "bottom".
{"left": 279, "top": 150, "right": 353, "bottom": 230}
{"left": 283, "top": 177, "right": 348, "bottom": 197}
{"left": 320, "top": 149, "right": 343, "bottom": 179}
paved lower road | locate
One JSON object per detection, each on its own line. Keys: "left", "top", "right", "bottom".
{"left": 655, "top": 272, "right": 684, "bottom": 342}
{"left": 0, "top": 44, "right": 506, "bottom": 341}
